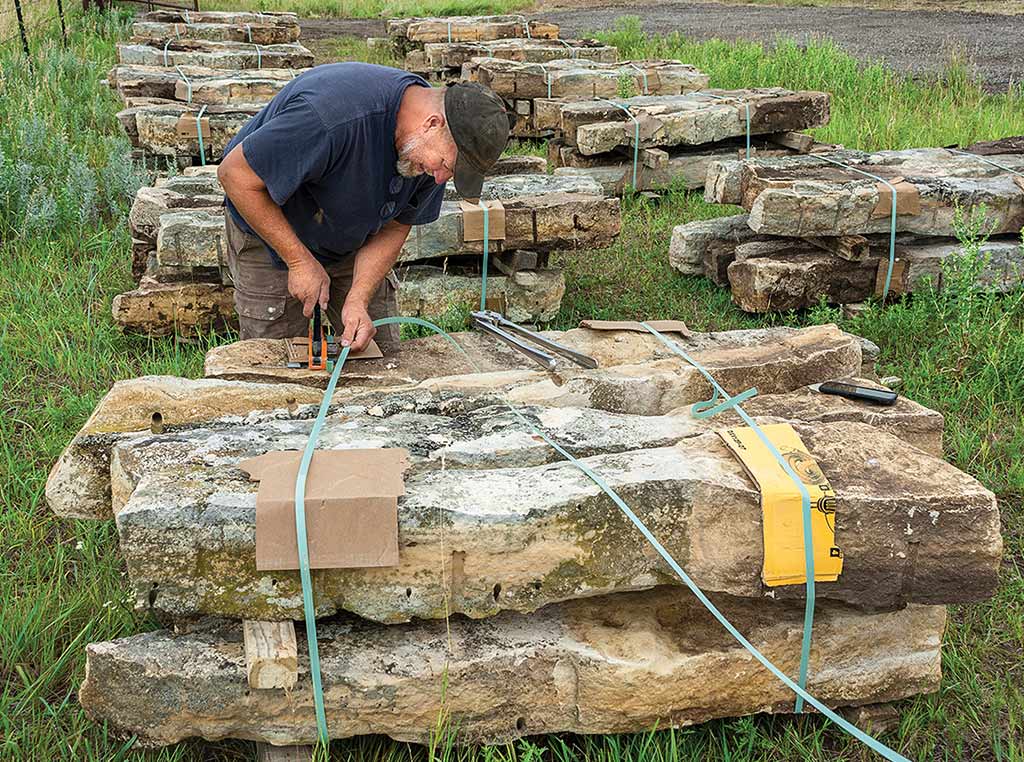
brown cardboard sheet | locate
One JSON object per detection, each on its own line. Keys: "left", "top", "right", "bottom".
{"left": 175, "top": 114, "right": 211, "bottom": 138}
{"left": 240, "top": 448, "right": 409, "bottom": 571}
{"left": 284, "top": 336, "right": 384, "bottom": 365}
{"left": 871, "top": 177, "right": 922, "bottom": 218}
{"left": 460, "top": 199, "right": 506, "bottom": 241}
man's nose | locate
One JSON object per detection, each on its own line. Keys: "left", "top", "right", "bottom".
{"left": 432, "top": 167, "right": 453, "bottom": 184}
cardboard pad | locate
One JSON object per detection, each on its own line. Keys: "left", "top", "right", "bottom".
{"left": 175, "top": 114, "right": 211, "bottom": 139}
{"left": 285, "top": 336, "right": 384, "bottom": 366}
{"left": 240, "top": 448, "right": 409, "bottom": 571}
{"left": 871, "top": 176, "right": 922, "bottom": 218}
{"left": 460, "top": 199, "right": 507, "bottom": 242}
{"left": 579, "top": 319, "right": 692, "bottom": 336}
{"left": 718, "top": 423, "right": 843, "bottom": 587}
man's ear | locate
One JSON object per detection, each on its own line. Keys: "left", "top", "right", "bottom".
{"left": 425, "top": 112, "right": 445, "bottom": 131}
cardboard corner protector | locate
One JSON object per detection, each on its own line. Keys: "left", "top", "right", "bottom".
{"left": 175, "top": 113, "right": 211, "bottom": 139}
{"left": 871, "top": 176, "right": 921, "bottom": 218}
{"left": 460, "top": 198, "right": 506, "bottom": 242}
{"left": 240, "top": 448, "right": 409, "bottom": 572}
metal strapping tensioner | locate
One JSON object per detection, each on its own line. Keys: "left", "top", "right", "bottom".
{"left": 471, "top": 310, "right": 597, "bottom": 371}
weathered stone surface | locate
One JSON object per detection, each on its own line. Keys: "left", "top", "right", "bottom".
{"left": 669, "top": 214, "right": 764, "bottom": 276}
{"left": 387, "top": 15, "right": 558, "bottom": 45}
{"left": 442, "top": 172, "right": 603, "bottom": 201}
{"left": 557, "top": 89, "right": 830, "bottom": 156}
{"left": 551, "top": 139, "right": 803, "bottom": 195}
{"left": 420, "top": 37, "right": 617, "bottom": 72}
{"left": 111, "top": 280, "right": 234, "bottom": 337}
{"left": 80, "top": 589, "right": 945, "bottom": 747}
{"left": 112, "top": 412, "right": 998, "bottom": 622}
{"left": 47, "top": 325, "right": 864, "bottom": 520}
{"left": 129, "top": 175, "right": 223, "bottom": 241}
{"left": 117, "top": 40, "right": 313, "bottom": 69}
{"left": 727, "top": 238, "right": 1024, "bottom": 312}
{"left": 138, "top": 10, "right": 299, "bottom": 25}
{"left": 156, "top": 209, "right": 225, "bottom": 268}
{"left": 705, "top": 148, "right": 1024, "bottom": 237}
{"left": 108, "top": 65, "right": 303, "bottom": 105}
{"left": 469, "top": 58, "right": 708, "bottom": 100}
{"left": 132, "top": 102, "right": 261, "bottom": 159}
{"left": 489, "top": 154, "right": 547, "bottom": 175}
{"left": 132, "top": 21, "right": 300, "bottom": 45}
{"left": 395, "top": 265, "right": 566, "bottom": 323}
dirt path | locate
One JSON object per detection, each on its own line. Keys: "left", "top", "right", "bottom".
{"left": 540, "top": 2, "right": 1023, "bottom": 91}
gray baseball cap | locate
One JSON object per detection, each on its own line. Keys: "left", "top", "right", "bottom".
{"left": 445, "top": 82, "right": 513, "bottom": 199}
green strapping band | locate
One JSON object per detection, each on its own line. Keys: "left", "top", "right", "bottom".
{"left": 627, "top": 63, "right": 649, "bottom": 95}
{"left": 254, "top": 43, "right": 262, "bottom": 69}
{"left": 596, "top": 97, "right": 639, "bottom": 191}
{"left": 174, "top": 65, "right": 192, "bottom": 103}
{"left": 641, "top": 323, "right": 815, "bottom": 713}
{"left": 478, "top": 201, "right": 489, "bottom": 310}
{"left": 815, "top": 155, "right": 898, "bottom": 301}
{"left": 292, "top": 317, "right": 910, "bottom": 760}
{"left": 951, "top": 148, "right": 1024, "bottom": 179}
{"left": 195, "top": 104, "right": 207, "bottom": 166}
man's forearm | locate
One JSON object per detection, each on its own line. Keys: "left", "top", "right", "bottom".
{"left": 348, "top": 220, "right": 412, "bottom": 305}
{"left": 218, "top": 144, "right": 314, "bottom": 269}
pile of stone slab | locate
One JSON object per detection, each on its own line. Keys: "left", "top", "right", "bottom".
{"left": 109, "top": 13, "right": 314, "bottom": 166}
{"left": 114, "top": 168, "right": 616, "bottom": 337}
{"left": 547, "top": 88, "right": 834, "bottom": 196}
{"left": 374, "top": 14, "right": 618, "bottom": 88}
{"left": 47, "top": 322, "right": 1001, "bottom": 750}
{"left": 465, "top": 57, "right": 709, "bottom": 139}
{"left": 670, "top": 145, "right": 1024, "bottom": 311}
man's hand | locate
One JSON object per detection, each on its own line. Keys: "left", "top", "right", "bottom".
{"left": 287, "top": 257, "right": 330, "bottom": 318}
{"left": 340, "top": 297, "right": 376, "bottom": 352}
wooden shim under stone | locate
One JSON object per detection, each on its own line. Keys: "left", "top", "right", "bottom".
{"left": 117, "top": 40, "right": 313, "bottom": 70}
{"left": 557, "top": 89, "right": 830, "bottom": 155}
{"left": 468, "top": 58, "right": 708, "bottom": 100}
{"left": 79, "top": 588, "right": 946, "bottom": 747}
{"left": 705, "top": 148, "right": 1024, "bottom": 237}
{"left": 387, "top": 15, "right": 558, "bottom": 44}
{"left": 243, "top": 620, "right": 298, "bottom": 689}
{"left": 421, "top": 38, "right": 616, "bottom": 72}
{"left": 131, "top": 21, "right": 300, "bottom": 45}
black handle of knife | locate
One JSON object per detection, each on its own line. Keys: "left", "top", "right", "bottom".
{"left": 819, "top": 381, "right": 899, "bottom": 406}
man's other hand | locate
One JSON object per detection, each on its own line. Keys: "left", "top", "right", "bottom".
{"left": 340, "top": 299, "right": 376, "bottom": 352}
{"left": 288, "top": 258, "right": 330, "bottom": 318}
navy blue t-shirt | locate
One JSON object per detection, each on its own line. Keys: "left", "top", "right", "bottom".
{"left": 224, "top": 63, "right": 445, "bottom": 268}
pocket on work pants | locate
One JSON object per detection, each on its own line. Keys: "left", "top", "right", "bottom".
{"left": 369, "top": 270, "right": 401, "bottom": 354}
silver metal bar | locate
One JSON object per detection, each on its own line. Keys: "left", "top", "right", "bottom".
{"left": 472, "top": 311, "right": 599, "bottom": 369}
{"left": 473, "top": 318, "right": 557, "bottom": 371}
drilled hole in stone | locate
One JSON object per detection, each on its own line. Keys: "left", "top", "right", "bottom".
{"left": 271, "top": 578, "right": 278, "bottom": 587}
{"left": 405, "top": 588, "right": 412, "bottom": 599}
{"left": 492, "top": 583, "right": 502, "bottom": 602}
{"left": 148, "top": 582, "right": 159, "bottom": 607}
{"left": 515, "top": 717, "right": 526, "bottom": 732}
{"left": 150, "top": 412, "right": 164, "bottom": 434}
{"left": 532, "top": 581, "right": 542, "bottom": 591}
{"left": 286, "top": 397, "right": 297, "bottom": 414}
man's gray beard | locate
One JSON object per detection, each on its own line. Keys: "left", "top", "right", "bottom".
{"left": 396, "top": 133, "right": 423, "bottom": 177}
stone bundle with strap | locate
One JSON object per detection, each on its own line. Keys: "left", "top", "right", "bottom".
{"left": 45, "top": 322, "right": 1001, "bottom": 749}
{"left": 132, "top": 10, "right": 300, "bottom": 45}
{"left": 545, "top": 88, "right": 833, "bottom": 196}
{"left": 107, "top": 64, "right": 309, "bottom": 105}
{"left": 673, "top": 141, "right": 1024, "bottom": 311}
{"left": 112, "top": 167, "right": 600, "bottom": 337}
{"left": 383, "top": 14, "right": 558, "bottom": 52}
{"left": 117, "top": 39, "right": 314, "bottom": 69}
{"left": 465, "top": 58, "right": 707, "bottom": 139}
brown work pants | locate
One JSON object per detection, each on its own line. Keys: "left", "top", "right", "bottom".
{"left": 224, "top": 213, "right": 400, "bottom": 353}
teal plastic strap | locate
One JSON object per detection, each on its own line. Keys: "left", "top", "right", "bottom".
{"left": 174, "top": 65, "right": 192, "bottom": 103}
{"left": 627, "top": 63, "right": 649, "bottom": 95}
{"left": 447, "top": 21, "right": 452, "bottom": 42}
{"left": 556, "top": 38, "right": 578, "bottom": 59}
{"left": 640, "top": 323, "right": 815, "bottom": 713}
{"left": 292, "top": 317, "right": 910, "bottom": 760}
{"left": 254, "top": 43, "right": 262, "bottom": 69}
{"left": 596, "top": 97, "right": 639, "bottom": 191}
{"left": 195, "top": 104, "right": 207, "bottom": 166}
{"left": 245, "top": 23, "right": 253, "bottom": 43}
{"left": 183, "top": 9, "right": 190, "bottom": 24}
{"left": 478, "top": 201, "right": 489, "bottom": 310}
{"left": 815, "top": 155, "right": 898, "bottom": 301}
{"left": 951, "top": 148, "right": 1024, "bottom": 179}
{"left": 162, "top": 37, "right": 175, "bottom": 66}
{"left": 517, "top": 14, "right": 531, "bottom": 38}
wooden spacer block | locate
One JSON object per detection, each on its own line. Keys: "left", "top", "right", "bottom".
{"left": 243, "top": 620, "right": 298, "bottom": 690}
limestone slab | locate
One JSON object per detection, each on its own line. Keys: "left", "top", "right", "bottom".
{"left": 111, "top": 280, "right": 234, "bottom": 337}
{"left": 79, "top": 588, "right": 945, "bottom": 747}
{"left": 421, "top": 38, "right": 617, "bottom": 71}
{"left": 132, "top": 21, "right": 300, "bottom": 45}
{"left": 117, "top": 40, "right": 313, "bottom": 70}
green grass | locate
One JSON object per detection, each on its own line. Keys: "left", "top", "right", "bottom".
{"left": 1, "top": 12, "right": 1023, "bottom": 762}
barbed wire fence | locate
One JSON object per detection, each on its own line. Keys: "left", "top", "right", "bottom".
{"left": 1, "top": 0, "right": 198, "bottom": 70}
